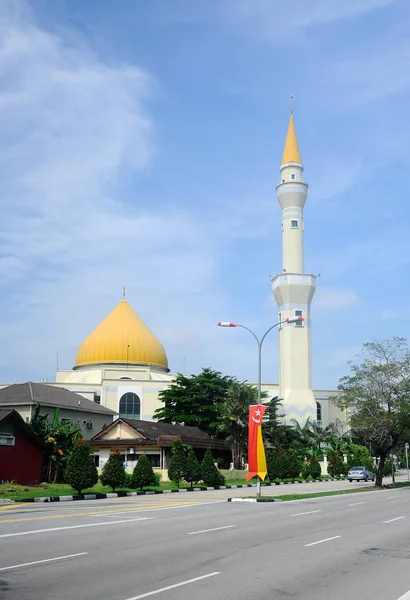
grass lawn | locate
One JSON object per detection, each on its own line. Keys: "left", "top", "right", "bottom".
{"left": 0, "top": 479, "right": 255, "bottom": 502}
{"left": 249, "top": 482, "right": 410, "bottom": 501}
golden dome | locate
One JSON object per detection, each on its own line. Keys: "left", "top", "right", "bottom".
{"left": 74, "top": 299, "right": 169, "bottom": 371}
{"left": 281, "top": 113, "right": 302, "bottom": 165}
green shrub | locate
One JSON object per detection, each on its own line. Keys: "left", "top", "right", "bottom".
{"left": 286, "top": 449, "right": 302, "bottom": 480}
{"left": 301, "top": 463, "right": 310, "bottom": 480}
{"left": 346, "top": 444, "right": 373, "bottom": 471}
{"left": 123, "top": 472, "right": 132, "bottom": 487}
{"left": 267, "top": 450, "right": 280, "bottom": 481}
{"left": 327, "top": 450, "right": 346, "bottom": 478}
{"left": 131, "top": 454, "right": 156, "bottom": 490}
{"left": 168, "top": 439, "right": 188, "bottom": 488}
{"left": 201, "top": 449, "right": 225, "bottom": 487}
{"left": 309, "top": 458, "right": 321, "bottom": 480}
{"left": 64, "top": 439, "right": 98, "bottom": 494}
{"left": 383, "top": 460, "right": 396, "bottom": 477}
{"left": 184, "top": 450, "right": 202, "bottom": 488}
{"left": 153, "top": 472, "right": 162, "bottom": 487}
{"left": 100, "top": 452, "right": 126, "bottom": 492}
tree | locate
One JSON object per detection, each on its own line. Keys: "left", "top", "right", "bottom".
{"left": 65, "top": 439, "right": 98, "bottom": 494}
{"left": 286, "top": 449, "right": 302, "bottom": 480}
{"left": 201, "top": 449, "right": 225, "bottom": 487}
{"left": 327, "top": 450, "right": 346, "bottom": 478}
{"left": 131, "top": 454, "right": 156, "bottom": 490}
{"left": 262, "top": 397, "right": 300, "bottom": 449}
{"left": 309, "top": 457, "right": 321, "bottom": 480}
{"left": 290, "top": 418, "right": 317, "bottom": 449}
{"left": 168, "top": 439, "right": 188, "bottom": 488}
{"left": 30, "top": 405, "right": 81, "bottom": 482}
{"left": 266, "top": 449, "right": 280, "bottom": 481}
{"left": 335, "top": 338, "right": 410, "bottom": 486}
{"left": 217, "top": 381, "right": 262, "bottom": 469}
{"left": 346, "top": 444, "right": 373, "bottom": 471}
{"left": 154, "top": 368, "right": 234, "bottom": 436}
{"left": 184, "top": 450, "right": 202, "bottom": 488}
{"left": 100, "top": 451, "right": 126, "bottom": 492}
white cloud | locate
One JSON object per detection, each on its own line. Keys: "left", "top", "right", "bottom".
{"left": 314, "top": 287, "right": 360, "bottom": 311}
{"left": 0, "top": 2, "right": 231, "bottom": 380}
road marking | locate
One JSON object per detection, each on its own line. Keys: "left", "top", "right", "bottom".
{"left": 384, "top": 516, "right": 405, "bottom": 523}
{"left": 0, "top": 501, "right": 220, "bottom": 524}
{"left": 349, "top": 502, "right": 365, "bottom": 506}
{"left": 0, "top": 517, "right": 153, "bottom": 538}
{"left": 125, "top": 572, "right": 221, "bottom": 599}
{"left": 0, "top": 552, "right": 87, "bottom": 572}
{"left": 397, "top": 590, "right": 410, "bottom": 600}
{"left": 187, "top": 525, "right": 235, "bottom": 535}
{"left": 291, "top": 510, "right": 322, "bottom": 517}
{"left": 305, "top": 535, "right": 341, "bottom": 547}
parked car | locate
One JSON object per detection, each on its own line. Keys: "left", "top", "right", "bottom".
{"left": 347, "top": 466, "right": 375, "bottom": 482}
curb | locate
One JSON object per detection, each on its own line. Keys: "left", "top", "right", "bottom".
{"left": 228, "top": 497, "right": 280, "bottom": 503}
{"left": 13, "top": 478, "right": 343, "bottom": 504}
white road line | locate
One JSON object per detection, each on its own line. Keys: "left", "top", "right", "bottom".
{"left": 0, "top": 517, "right": 153, "bottom": 539}
{"left": 349, "top": 502, "right": 365, "bottom": 506}
{"left": 125, "top": 572, "right": 221, "bottom": 599}
{"left": 187, "top": 525, "right": 235, "bottom": 535}
{"left": 384, "top": 516, "right": 405, "bottom": 524}
{"left": 0, "top": 552, "right": 87, "bottom": 572}
{"left": 397, "top": 590, "right": 410, "bottom": 600}
{"left": 291, "top": 510, "right": 322, "bottom": 517}
{"left": 305, "top": 535, "right": 341, "bottom": 547}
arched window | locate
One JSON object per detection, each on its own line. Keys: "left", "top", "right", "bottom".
{"left": 119, "top": 393, "right": 141, "bottom": 420}
{"left": 316, "top": 401, "right": 322, "bottom": 423}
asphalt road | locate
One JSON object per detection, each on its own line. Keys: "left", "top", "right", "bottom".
{"left": 1, "top": 478, "right": 409, "bottom": 600}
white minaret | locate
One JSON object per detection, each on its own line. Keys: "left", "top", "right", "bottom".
{"left": 271, "top": 107, "right": 317, "bottom": 424}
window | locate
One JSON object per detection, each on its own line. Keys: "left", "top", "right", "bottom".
{"left": 290, "top": 173, "right": 296, "bottom": 180}
{"left": 281, "top": 221, "right": 284, "bottom": 232}
{"left": 278, "top": 312, "right": 283, "bottom": 329}
{"left": 120, "top": 377, "right": 132, "bottom": 380}
{"left": 316, "top": 402, "right": 322, "bottom": 423}
{"left": 119, "top": 392, "right": 141, "bottom": 420}
{"left": 294, "top": 309, "right": 303, "bottom": 326}
{"left": 93, "top": 454, "right": 100, "bottom": 468}
{"left": 142, "top": 454, "right": 160, "bottom": 468}
{"left": 0, "top": 434, "right": 15, "bottom": 446}
{"left": 94, "top": 394, "right": 101, "bottom": 404}
{"left": 290, "top": 220, "right": 299, "bottom": 229}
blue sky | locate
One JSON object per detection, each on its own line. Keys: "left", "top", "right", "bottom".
{"left": 1, "top": 0, "right": 409, "bottom": 389}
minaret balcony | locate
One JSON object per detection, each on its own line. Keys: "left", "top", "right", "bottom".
{"left": 272, "top": 273, "right": 316, "bottom": 306}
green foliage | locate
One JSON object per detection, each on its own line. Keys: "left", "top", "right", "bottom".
{"left": 266, "top": 448, "right": 300, "bottom": 480}
{"left": 327, "top": 450, "right": 347, "bottom": 478}
{"left": 168, "top": 439, "right": 188, "bottom": 488}
{"left": 309, "top": 458, "right": 322, "bottom": 479}
{"left": 30, "top": 404, "right": 82, "bottom": 483}
{"left": 100, "top": 452, "right": 126, "bottom": 492}
{"left": 346, "top": 444, "right": 373, "bottom": 471}
{"left": 201, "top": 449, "right": 225, "bottom": 487}
{"left": 131, "top": 454, "right": 156, "bottom": 490}
{"left": 266, "top": 450, "right": 280, "bottom": 481}
{"left": 336, "top": 338, "right": 410, "bottom": 485}
{"left": 383, "top": 460, "right": 396, "bottom": 477}
{"left": 64, "top": 439, "right": 98, "bottom": 494}
{"left": 286, "top": 449, "right": 302, "bottom": 480}
{"left": 184, "top": 450, "right": 202, "bottom": 488}
{"left": 301, "top": 462, "right": 311, "bottom": 480}
{"left": 217, "top": 381, "right": 263, "bottom": 469}
{"left": 154, "top": 368, "right": 234, "bottom": 436}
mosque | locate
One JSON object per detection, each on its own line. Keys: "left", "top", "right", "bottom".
{"left": 1, "top": 109, "right": 345, "bottom": 431}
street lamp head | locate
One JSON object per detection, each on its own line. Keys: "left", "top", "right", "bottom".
{"left": 285, "top": 316, "right": 304, "bottom": 324}
{"left": 217, "top": 321, "right": 236, "bottom": 327}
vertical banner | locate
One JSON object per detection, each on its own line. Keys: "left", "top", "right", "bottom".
{"left": 246, "top": 405, "right": 267, "bottom": 482}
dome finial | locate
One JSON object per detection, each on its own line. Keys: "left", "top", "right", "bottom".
{"left": 123, "top": 286, "right": 126, "bottom": 299}
{"left": 290, "top": 93, "right": 293, "bottom": 115}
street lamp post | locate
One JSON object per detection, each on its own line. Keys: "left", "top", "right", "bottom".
{"left": 405, "top": 443, "right": 409, "bottom": 483}
{"left": 217, "top": 316, "right": 304, "bottom": 497}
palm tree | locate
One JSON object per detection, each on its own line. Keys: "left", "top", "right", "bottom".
{"left": 290, "top": 417, "right": 317, "bottom": 448}
{"left": 326, "top": 418, "right": 351, "bottom": 443}
{"left": 217, "top": 381, "right": 262, "bottom": 469}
